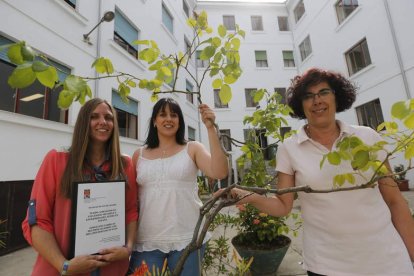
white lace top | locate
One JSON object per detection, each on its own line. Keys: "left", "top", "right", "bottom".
{"left": 134, "top": 142, "right": 211, "bottom": 252}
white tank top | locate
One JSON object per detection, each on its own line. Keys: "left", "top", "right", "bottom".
{"left": 134, "top": 143, "right": 210, "bottom": 252}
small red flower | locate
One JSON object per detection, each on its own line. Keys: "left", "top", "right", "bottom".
{"left": 253, "top": 219, "right": 260, "bottom": 225}
{"left": 236, "top": 204, "right": 246, "bottom": 211}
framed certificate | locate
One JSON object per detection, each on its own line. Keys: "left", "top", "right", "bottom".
{"left": 69, "top": 180, "right": 126, "bottom": 258}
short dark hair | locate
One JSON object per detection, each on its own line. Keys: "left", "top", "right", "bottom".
{"left": 287, "top": 68, "right": 357, "bottom": 119}
{"left": 145, "top": 97, "right": 186, "bottom": 148}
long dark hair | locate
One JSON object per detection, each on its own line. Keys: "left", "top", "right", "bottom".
{"left": 145, "top": 97, "right": 186, "bottom": 148}
{"left": 60, "top": 98, "right": 125, "bottom": 198}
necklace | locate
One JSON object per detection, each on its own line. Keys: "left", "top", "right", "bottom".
{"left": 305, "top": 123, "right": 340, "bottom": 146}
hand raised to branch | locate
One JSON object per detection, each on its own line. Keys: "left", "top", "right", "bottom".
{"left": 199, "top": 104, "right": 216, "bottom": 129}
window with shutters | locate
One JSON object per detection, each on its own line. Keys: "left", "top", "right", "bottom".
{"left": 114, "top": 9, "right": 139, "bottom": 58}
{"left": 282, "top": 51, "right": 295, "bottom": 67}
{"left": 255, "top": 51, "right": 268, "bottom": 67}
{"left": 112, "top": 90, "right": 138, "bottom": 139}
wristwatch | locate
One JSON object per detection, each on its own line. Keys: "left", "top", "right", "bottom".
{"left": 61, "top": 260, "right": 69, "bottom": 275}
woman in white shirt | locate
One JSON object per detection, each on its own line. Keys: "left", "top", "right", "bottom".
{"left": 128, "top": 97, "right": 228, "bottom": 275}
{"left": 228, "top": 68, "right": 414, "bottom": 276}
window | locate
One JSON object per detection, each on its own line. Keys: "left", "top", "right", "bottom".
{"left": 114, "top": 10, "right": 139, "bottom": 58}
{"left": 280, "top": 126, "right": 291, "bottom": 139}
{"left": 282, "top": 51, "right": 295, "bottom": 67}
{"left": 112, "top": 91, "right": 138, "bottom": 139}
{"left": 255, "top": 51, "right": 268, "bottom": 67}
{"left": 186, "top": 80, "right": 194, "bottom": 104}
{"left": 196, "top": 50, "right": 209, "bottom": 68}
{"left": 183, "top": 0, "right": 190, "bottom": 17}
{"left": 162, "top": 4, "right": 174, "bottom": 34}
{"left": 336, "top": 0, "right": 359, "bottom": 24}
{"left": 223, "top": 15, "right": 236, "bottom": 31}
{"left": 0, "top": 36, "right": 70, "bottom": 123}
{"left": 188, "top": 126, "right": 196, "bottom": 141}
{"left": 345, "top": 38, "right": 371, "bottom": 75}
{"left": 277, "top": 16, "right": 289, "bottom": 31}
{"left": 64, "top": 0, "right": 76, "bottom": 8}
{"left": 356, "top": 99, "right": 384, "bottom": 130}
{"left": 214, "top": 89, "right": 228, "bottom": 108}
{"left": 220, "top": 129, "right": 232, "bottom": 151}
{"left": 244, "top": 129, "right": 273, "bottom": 160}
{"left": 274, "top": 87, "right": 287, "bottom": 104}
{"left": 245, "top": 88, "right": 258, "bottom": 108}
{"left": 251, "top": 16, "right": 263, "bottom": 31}
{"left": 299, "top": 36, "right": 312, "bottom": 61}
{"left": 294, "top": 0, "right": 305, "bottom": 23}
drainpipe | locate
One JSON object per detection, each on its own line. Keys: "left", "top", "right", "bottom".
{"left": 383, "top": 0, "right": 411, "bottom": 99}
{"left": 94, "top": 0, "right": 103, "bottom": 97}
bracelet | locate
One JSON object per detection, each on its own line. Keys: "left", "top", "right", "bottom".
{"left": 61, "top": 260, "right": 69, "bottom": 275}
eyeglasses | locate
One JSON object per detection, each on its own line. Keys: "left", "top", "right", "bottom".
{"left": 302, "top": 88, "right": 335, "bottom": 102}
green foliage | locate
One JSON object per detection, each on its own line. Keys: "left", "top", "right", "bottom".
{"left": 238, "top": 89, "right": 293, "bottom": 187}
{"left": 235, "top": 204, "right": 297, "bottom": 246}
{"left": 3, "top": 10, "right": 244, "bottom": 110}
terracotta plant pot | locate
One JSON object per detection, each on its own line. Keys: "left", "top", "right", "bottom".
{"left": 397, "top": 179, "right": 409, "bottom": 191}
{"left": 232, "top": 234, "right": 291, "bottom": 276}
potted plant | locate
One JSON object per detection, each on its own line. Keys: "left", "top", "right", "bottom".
{"left": 230, "top": 202, "right": 300, "bottom": 275}
{"left": 394, "top": 164, "right": 409, "bottom": 191}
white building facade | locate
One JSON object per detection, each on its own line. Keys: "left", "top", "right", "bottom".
{"left": 0, "top": 0, "right": 413, "bottom": 253}
{"left": 196, "top": 0, "right": 414, "bottom": 182}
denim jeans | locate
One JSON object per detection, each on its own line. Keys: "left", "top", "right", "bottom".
{"left": 128, "top": 244, "right": 206, "bottom": 276}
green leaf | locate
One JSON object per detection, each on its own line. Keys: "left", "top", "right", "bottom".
{"left": 223, "top": 74, "right": 237, "bottom": 84}
{"left": 127, "top": 80, "right": 136, "bottom": 88}
{"left": 209, "top": 68, "right": 220, "bottom": 77}
{"left": 58, "top": 89, "right": 76, "bottom": 109}
{"left": 253, "top": 89, "right": 265, "bottom": 103}
{"left": 218, "top": 25, "right": 227, "bottom": 37}
{"left": 7, "top": 44, "right": 24, "bottom": 65}
{"left": 212, "top": 37, "right": 221, "bottom": 47}
{"left": 161, "top": 66, "right": 172, "bottom": 77}
{"left": 8, "top": 65, "right": 36, "bottom": 88}
{"left": 32, "top": 61, "right": 49, "bottom": 72}
{"left": 132, "top": 40, "right": 149, "bottom": 45}
{"left": 150, "top": 93, "right": 159, "bottom": 102}
{"left": 63, "top": 75, "right": 87, "bottom": 92}
{"left": 139, "top": 79, "right": 148, "bottom": 89}
{"left": 391, "top": 101, "right": 410, "bottom": 120}
{"left": 403, "top": 112, "right": 414, "bottom": 129}
{"left": 351, "top": 150, "right": 369, "bottom": 170}
{"left": 36, "top": 66, "right": 58, "bottom": 88}
{"left": 148, "top": 60, "right": 163, "bottom": 71}
{"left": 231, "top": 38, "right": 241, "bottom": 50}
{"left": 21, "top": 45, "right": 35, "bottom": 62}
{"left": 201, "top": 46, "right": 215, "bottom": 60}
{"left": 327, "top": 152, "right": 341, "bottom": 165}
{"left": 92, "top": 57, "right": 114, "bottom": 74}
{"left": 212, "top": 78, "right": 222, "bottom": 89}
{"left": 334, "top": 174, "right": 345, "bottom": 187}
{"left": 219, "top": 84, "right": 232, "bottom": 104}
{"left": 405, "top": 143, "right": 414, "bottom": 159}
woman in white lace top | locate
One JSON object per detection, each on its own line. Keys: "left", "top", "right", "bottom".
{"left": 128, "top": 97, "right": 228, "bottom": 275}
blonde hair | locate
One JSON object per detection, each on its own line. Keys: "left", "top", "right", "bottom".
{"left": 60, "top": 98, "right": 125, "bottom": 198}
